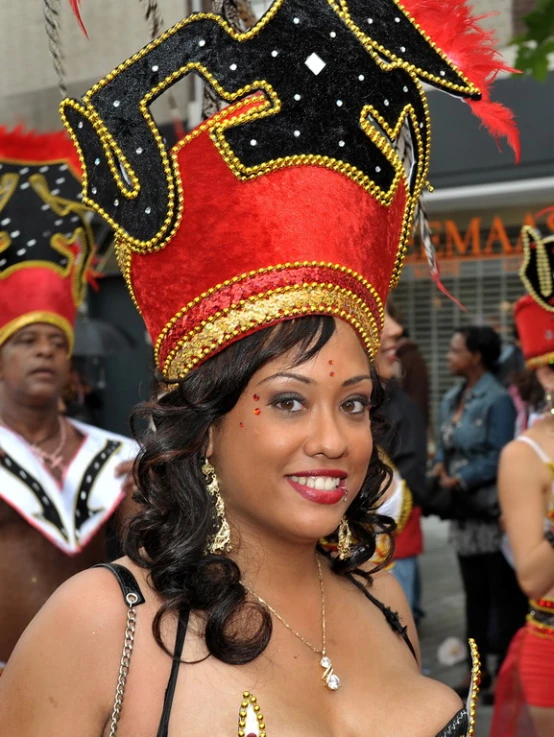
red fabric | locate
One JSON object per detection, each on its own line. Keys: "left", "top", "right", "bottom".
{"left": 491, "top": 625, "right": 554, "bottom": 736}
{"left": 130, "top": 98, "right": 406, "bottom": 360}
{"left": 514, "top": 295, "right": 554, "bottom": 366}
{"left": 0, "top": 265, "right": 77, "bottom": 342}
{"left": 394, "top": 506, "right": 423, "bottom": 559}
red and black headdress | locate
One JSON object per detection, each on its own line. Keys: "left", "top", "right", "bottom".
{"left": 61, "top": 0, "right": 517, "bottom": 380}
{"left": 0, "top": 127, "right": 95, "bottom": 350}
{"left": 515, "top": 225, "right": 554, "bottom": 369}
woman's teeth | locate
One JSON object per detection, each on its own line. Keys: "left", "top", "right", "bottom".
{"left": 290, "top": 476, "right": 341, "bottom": 491}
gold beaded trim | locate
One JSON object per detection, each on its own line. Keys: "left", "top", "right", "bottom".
{"left": 0, "top": 173, "right": 18, "bottom": 228}
{"left": 526, "top": 612, "right": 554, "bottom": 640}
{"left": 525, "top": 352, "right": 554, "bottom": 370}
{"left": 467, "top": 638, "right": 480, "bottom": 737}
{"left": 519, "top": 226, "right": 554, "bottom": 313}
{"left": 162, "top": 281, "right": 381, "bottom": 380}
{"left": 238, "top": 691, "right": 266, "bottom": 737}
{"left": 530, "top": 598, "right": 554, "bottom": 613}
{"left": 0, "top": 311, "right": 74, "bottom": 351}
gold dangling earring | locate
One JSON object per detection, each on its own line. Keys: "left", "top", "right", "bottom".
{"left": 546, "top": 391, "right": 554, "bottom": 418}
{"left": 201, "top": 459, "right": 232, "bottom": 554}
{"left": 337, "top": 517, "right": 353, "bottom": 560}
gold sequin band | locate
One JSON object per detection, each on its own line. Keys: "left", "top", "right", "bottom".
{"left": 161, "top": 281, "right": 381, "bottom": 380}
{"left": 525, "top": 352, "right": 554, "bottom": 369}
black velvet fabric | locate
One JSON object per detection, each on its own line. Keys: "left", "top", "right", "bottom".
{"left": 63, "top": 0, "right": 478, "bottom": 247}
{"left": 520, "top": 227, "right": 554, "bottom": 310}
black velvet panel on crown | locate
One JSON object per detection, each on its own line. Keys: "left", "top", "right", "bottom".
{"left": 63, "top": 0, "right": 478, "bottom": 248}
{"left": 0, "top": 160, "right": 91, "bottom": 283}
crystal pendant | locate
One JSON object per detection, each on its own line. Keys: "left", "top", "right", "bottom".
{"left": 320, "top": 654, "right": 341, "bottom": 691}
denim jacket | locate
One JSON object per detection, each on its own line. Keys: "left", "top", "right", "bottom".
{"left": 435, "top": 372, "right": 516, "bottom": 491}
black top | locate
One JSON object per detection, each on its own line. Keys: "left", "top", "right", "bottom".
{"left": 98, "top": 564, "right": 469, "bottom": 737}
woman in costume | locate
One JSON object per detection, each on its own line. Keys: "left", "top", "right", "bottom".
{"left": 491, "top": 226, "right": 554, "bottom": 737}
{"left": 0, "top": 1, "right": 517, "bottom": 734}
{"left": 431, "top": 325, "right": 526, "bottom": 697}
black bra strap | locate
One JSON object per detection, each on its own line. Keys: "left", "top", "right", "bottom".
{"left": 94, "top": 563, "right": 146, "bottom": 606}
{"left": 157, "top": 611, "right": 190, "bottom": 737}
{"left": 346, "top": 572, "right": 418, "bottom": 662}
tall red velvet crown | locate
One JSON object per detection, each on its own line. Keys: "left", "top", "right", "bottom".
{"left": 0, "top": 127, "right": 95, "bottom": 350}
{"left": 61, "top": 0, "right": 517, "bottom": 380}
{"left": 515, "top": 226, "right": 554, "bottom": 368}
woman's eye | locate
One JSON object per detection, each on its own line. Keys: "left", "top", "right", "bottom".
{"left": 342, "top": 398, "right": 370, "bottom": 414}
{"left": 273, "top": 397, "right": 304, "bottom": 413}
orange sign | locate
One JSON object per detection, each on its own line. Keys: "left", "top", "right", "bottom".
{"left": 406, "top": 209, "right": 554, "bottom": 263}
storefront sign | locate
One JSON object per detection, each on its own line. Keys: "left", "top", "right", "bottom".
{"left": 406, "top": 208, "right": 554, "bottom": 263}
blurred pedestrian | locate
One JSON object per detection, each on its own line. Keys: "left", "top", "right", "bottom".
{"left": 431, "top": 326, "right": 527, "bottom": 699}
{"left": 377, "top": 305, "right": 427, "bottom": 621}
{"left": 0, "top": 128, "right": 138, "bottom": 674}
{"left": 492, "top": 236, "right": 554, "bottom": 737}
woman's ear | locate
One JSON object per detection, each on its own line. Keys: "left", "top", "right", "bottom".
{"left": 205, "top": 424, "right": 215, "bottom": 459}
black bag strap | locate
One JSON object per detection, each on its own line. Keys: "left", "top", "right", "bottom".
{"left": 95, "top": 562, "right": 146, "bottom": 606}
{"left": 95, "top": 563, "right": 146, "bottom": 735}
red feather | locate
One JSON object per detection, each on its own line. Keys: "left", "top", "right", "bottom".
{"left": 0, "top": 126, "right": 83, "bottom": 178}
{"left": 69, "top": 0, "right": 88, "bottom": 37}
{"left": 399, "top": 0, "right": 520, "bottom": 161}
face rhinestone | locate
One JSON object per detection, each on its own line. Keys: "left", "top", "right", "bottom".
{"left": 152, "top": 65, "right": 159, "bottom": 72}
{"left": 253, "top": 394, "right": 260, "bottom": 401}
{"left": 254, "top": 408, "right": 261, "bottom": 415}
{"left": 145, "top": 206, "right": 152, "bottom": 214}
{"left": 271, "top": 50, "right": 279, "bottom": 58}
{"left": 230, "top": 63, "right": 237, "bottom": 71}
{"left": 305, "top": 52, "right": 326, "bottom": 76}
{"left": 294, "top": 94, "right": 301, "bottom": 101}
{"left": 113, "top": 100, "right": 121, "bottom": 108}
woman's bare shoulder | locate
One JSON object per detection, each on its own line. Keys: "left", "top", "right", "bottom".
{"left": 0, "top": 561, "right": 154, "bottom": 736}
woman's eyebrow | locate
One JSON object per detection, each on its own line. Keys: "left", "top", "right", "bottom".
{"left": 342, "top": 375, "right": 372, "bottom": 387}
{"left": 257, "top": 372, "right": 314, "bottom": 386}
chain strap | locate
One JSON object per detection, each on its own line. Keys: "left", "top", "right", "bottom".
{"left": 108, "top": 592, "right": 139, "bottom": 737}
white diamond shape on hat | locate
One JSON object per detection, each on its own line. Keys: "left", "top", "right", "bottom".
{"left": 305, "top": 52, "right": 326, "bottom": 76}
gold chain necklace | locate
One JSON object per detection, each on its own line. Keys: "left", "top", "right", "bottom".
{"left": 243, "top": 556, "right": 341, "bottom": 691}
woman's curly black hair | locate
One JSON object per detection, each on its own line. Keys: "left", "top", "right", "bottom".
{"left": 125, "top": 315, "right": 395, "bottom": 665}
